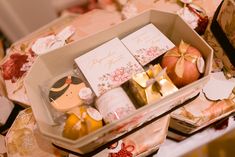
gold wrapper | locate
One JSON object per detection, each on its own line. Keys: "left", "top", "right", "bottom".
{"left": 129, "top": 64, "right": 178, "bottom": 106}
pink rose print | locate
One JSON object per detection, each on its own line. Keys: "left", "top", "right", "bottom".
{"left": 109, "top": 142, "right": 135, "bottom": 157}
{"left": 111, "top": 67, "right": 129, "bottom": 84}
{"left": 1, "top": 53, "right": 29, "bottom": 83}
{"left": 97, "top": 62, "right": 143, "bottom": 95}
{"left": 135, "top": 46, "right": 165, "bottom": 65}
{"left": 146, "top": 47, "right": 159, "bottom": 57}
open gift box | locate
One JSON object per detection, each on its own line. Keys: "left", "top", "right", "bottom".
{"left": 24, "top": 10, "right": 213, "bottom": 155}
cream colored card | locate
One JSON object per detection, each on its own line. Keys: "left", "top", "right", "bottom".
{"left": 75, "top": 38, "right": 144, "bottom": 96}
{"left": 121, "top": 23, "right": 175, "bottom": 66}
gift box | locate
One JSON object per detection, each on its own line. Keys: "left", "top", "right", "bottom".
{"left": 169, "top": 89, "right": 235, "bottom": 138}
{"left": 208, "top": 0, "right": 235, "bottom": 77}
{"left": 24, "top": 10, "right": 212, "bottom": 155}
{"left": 129, "top": 64, "right": 178, "bottom": 106}
{"left": 0, "top": 10, "right": 122, "bottom": 107}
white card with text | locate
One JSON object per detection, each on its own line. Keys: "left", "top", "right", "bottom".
{"left": 122, "top": 23, "right": 175, "bottom": 66}
{"left": 75, "top": 38, "right": 143, "bottom": 96}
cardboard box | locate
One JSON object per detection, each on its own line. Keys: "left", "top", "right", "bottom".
{"left": 170, "top": 93, "right": 235, "bottom": 135}
{"left": 24, "top": 10, "right": 213, "bottom": 154}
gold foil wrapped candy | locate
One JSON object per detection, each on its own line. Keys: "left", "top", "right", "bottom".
{"left": 129, "top": 64, "right": 178, "bottom": 106}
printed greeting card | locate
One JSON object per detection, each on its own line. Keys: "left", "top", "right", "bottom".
{"left": 75, "top": 38, "right": 143, "bottom": 96}
{"left": 121, "top": 23, "right": 175, "bottom": 66}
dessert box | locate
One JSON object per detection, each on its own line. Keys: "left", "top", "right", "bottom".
{"left": 168, "top": 72, "right": 235, "bottom": 141}
{"left": 24, "top": 10, "right": 213, "bottom": 154}
{"left": 169, "top": 92, "right": 235, "bottom": 135}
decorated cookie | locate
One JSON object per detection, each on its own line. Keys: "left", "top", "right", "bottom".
{"left": 48, "top": 75, "right": 86, "bottom": 112}
{"left": 63, "top": 106, "right": 103, "bottom": 140}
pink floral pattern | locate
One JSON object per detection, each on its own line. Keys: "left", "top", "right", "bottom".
{"left": 109, "top": 142, "right": 135, "bottom": 157}
{"left": 134, "top": 46, "right": 166, "bottom": 65}
{"left": 1, "top": 52, "right": 35, "bottom": 83}
{"left": 97, "top": 62, "right": 143, "bottom": 95}
{"left": 106, "top": 106, "right": 135, "bottom": 123}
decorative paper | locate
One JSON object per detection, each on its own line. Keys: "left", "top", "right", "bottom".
{"left": 203, "top": 72, "right": 235, "bottom": 101}
{"left": 121, "top": 23, "right": 175, "bottom": 66}
{"left": 0, "top": 96, "right": 14, "bottom": 126}
{"left": 75, "top": 38, "right": 144, "bottom": 96}
{"left": 5, "top": 108, "right": 64, "bottom": 157}
{"left": 177, "top": 6, "right": 199, "bottom": 29}
{"left": 31, "top": 26, "right": 75, "bottom": 55}
{"left": 217, "top": 0, "right": 235, "bottom": 48}
{"left": 203, "top": 19, "right": 235, "bottom": 77}
{"left": 203, "top": 78, "right": 235, "bottom": 101}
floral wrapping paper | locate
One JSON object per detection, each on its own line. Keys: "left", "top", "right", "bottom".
{"left": 203, "top": 19, "right": 235, "bottom": 77}
{"left": 170, "top": 92, "right": 235, "bottom": 134}
{"left": 0, "top": 10, "right": 122, "bottom": 106}
{"left": 5, "top": 108, "right": 65, "bottom": 157}
{"left": 217, "top": 0, "right": 235, "bottom": 48}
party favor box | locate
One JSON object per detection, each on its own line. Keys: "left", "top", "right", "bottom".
{"left": 169, "top": 92, "right": 235, "bottom": 136}
{"left": 24, "top": 10, "right": 212, "bottom": 155}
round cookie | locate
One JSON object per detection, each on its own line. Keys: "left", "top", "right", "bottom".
{"left": 48, "top": 75, "right": 86, "bottom": 112}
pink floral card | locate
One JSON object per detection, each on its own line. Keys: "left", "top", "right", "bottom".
{"left": 121, "top": 23, "right": 175, "bottom": 66}
{"left": 75, "top": 38, "right": 144, "bottom": 96}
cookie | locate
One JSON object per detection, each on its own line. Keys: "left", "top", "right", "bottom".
{"left": 49, "top": 75, "right": 86, "bottom": 112}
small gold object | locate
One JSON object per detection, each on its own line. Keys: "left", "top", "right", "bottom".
{"left": 129, "top": 64, "right": 178, "bottom": 106}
